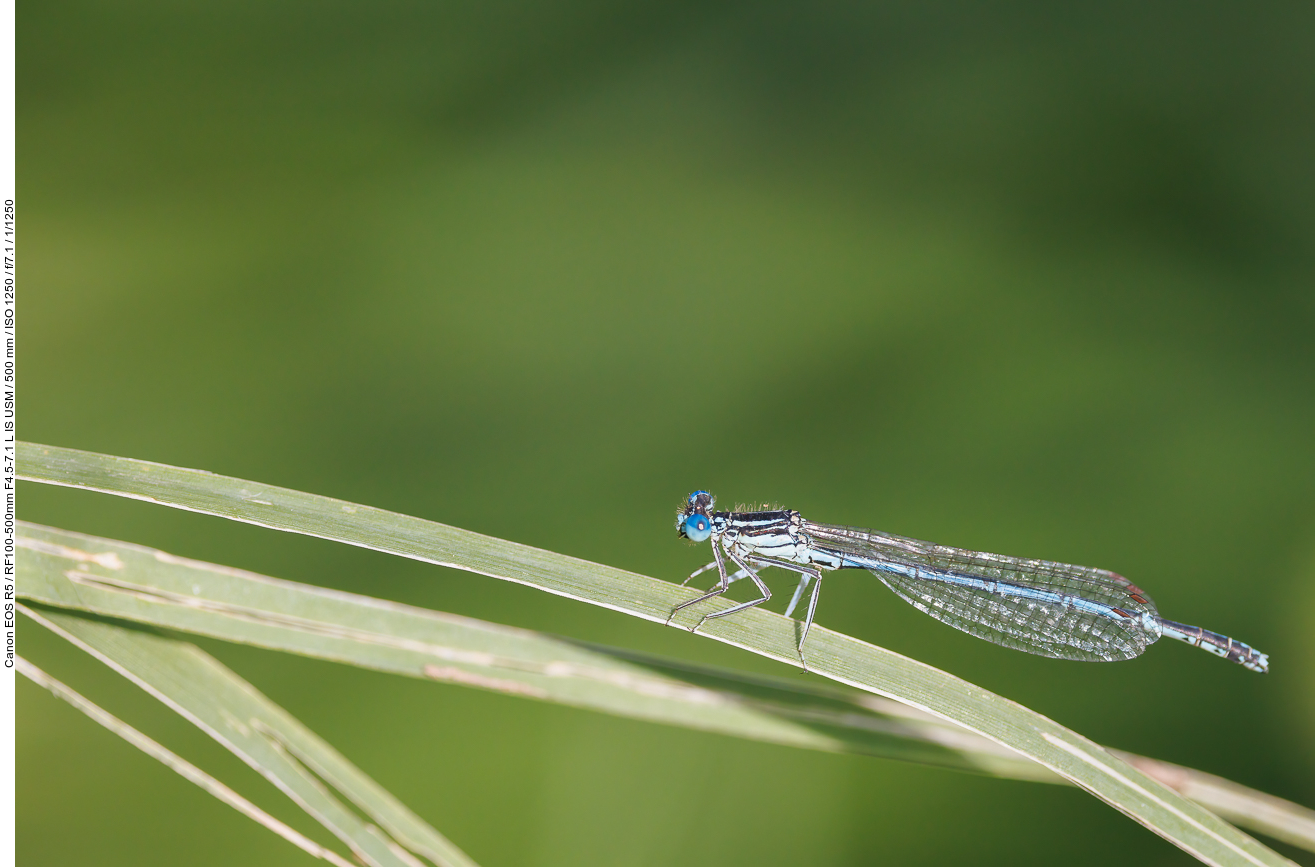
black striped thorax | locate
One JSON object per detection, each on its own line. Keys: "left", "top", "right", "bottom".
{"left": 713, "top": 509, "right": 820, "bottom": 565}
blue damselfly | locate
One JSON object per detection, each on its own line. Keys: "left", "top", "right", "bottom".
{"left": 672, "top": 491, "right": 1268, "bottom": 672}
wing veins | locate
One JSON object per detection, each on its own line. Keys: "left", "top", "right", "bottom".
{"left": 801, "top": 521, "right": 1158, "bottom": 662}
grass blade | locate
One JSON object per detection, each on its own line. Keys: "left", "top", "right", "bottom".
{"left": 18, "top": 519, "right": 1057, "bottom": 781}
{"left": 17, "top": 441, "right": 1295, "bottom": 867}
{"left": 19, "top": 602, "right": 478, "bottom": 867}
{"left": 1114, "top": 755, "right": 1315, "bottom": 855}
{"left": 17, "top": 656, "right": 359, "bottom": 867}
{"left": 21, "top": 518, "right": 1315, "bottom": 854}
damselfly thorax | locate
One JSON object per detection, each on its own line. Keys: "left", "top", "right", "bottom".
{"left": 714, "top": 510, "right": 845, "bottom": 570}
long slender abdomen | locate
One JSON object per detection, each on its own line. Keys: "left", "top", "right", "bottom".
{"left": 1156, "top": 618, "right": 1269, "bottom": 673}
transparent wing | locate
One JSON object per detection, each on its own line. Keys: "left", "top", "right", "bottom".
{"left": 802, "top": 521, "right": 1160, "bottom": 662}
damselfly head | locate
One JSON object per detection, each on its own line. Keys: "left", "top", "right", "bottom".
{"left": 676, "top": 490, "right": 715, "bottom": 542}
{"left": 686, "top": 490, "right": 714, "bottom": 514}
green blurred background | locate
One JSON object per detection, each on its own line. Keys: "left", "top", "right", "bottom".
{"left": 17, "top": 1, "right": 1315, "bottom": 864}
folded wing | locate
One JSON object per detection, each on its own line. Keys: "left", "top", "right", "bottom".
{"left": 802, "top": 521, "right": 1160, "bottom": 662}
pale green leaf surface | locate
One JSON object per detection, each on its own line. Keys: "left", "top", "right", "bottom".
{"left": 18, "top": 602, "right": 478, "bottom": 867}
{"left": 16, "top": 656, "right": 359, "bottom": 867}
{"left": 17, "top": 442, "right": 1296, "bottom": 867}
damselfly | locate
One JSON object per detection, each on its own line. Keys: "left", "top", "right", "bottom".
{"left": 671, "top": 491, "right": 1268, "bottom": 672}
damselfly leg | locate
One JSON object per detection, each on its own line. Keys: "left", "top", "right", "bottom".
{"left": 744, "top": 557, "right": 823, "bottom": 654}
{"left": 674, "top": 555, "right": 817, "bottom": 650}
{"left": 682, "top": 559, "right": 756, "bottom": 588}
{"left": 667, "top": 544, "right": 734, "bottom": 625}
{"left": 782, "top": 572, "right": 812, "bottom": 618}
{"left": 692, "top": 549, "right": 772, "bottom": 631}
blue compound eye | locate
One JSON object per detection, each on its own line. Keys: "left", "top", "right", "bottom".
{"left": 683, "top": 513, "right": 712, "bottom": 543}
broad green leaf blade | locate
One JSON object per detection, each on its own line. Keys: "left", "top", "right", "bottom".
{"left": 19, "top": 603, "right": 478, "bottom": 867}
{"left": 17, "top": 442, "right": 1294, "bottom": 867}
{"left": 16, "top": 656, "right": 359, "bottom": 867}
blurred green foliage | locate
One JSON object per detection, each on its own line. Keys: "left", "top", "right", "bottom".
{"left": 18, "top": 1, "right": 1315, "bottom": 864}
